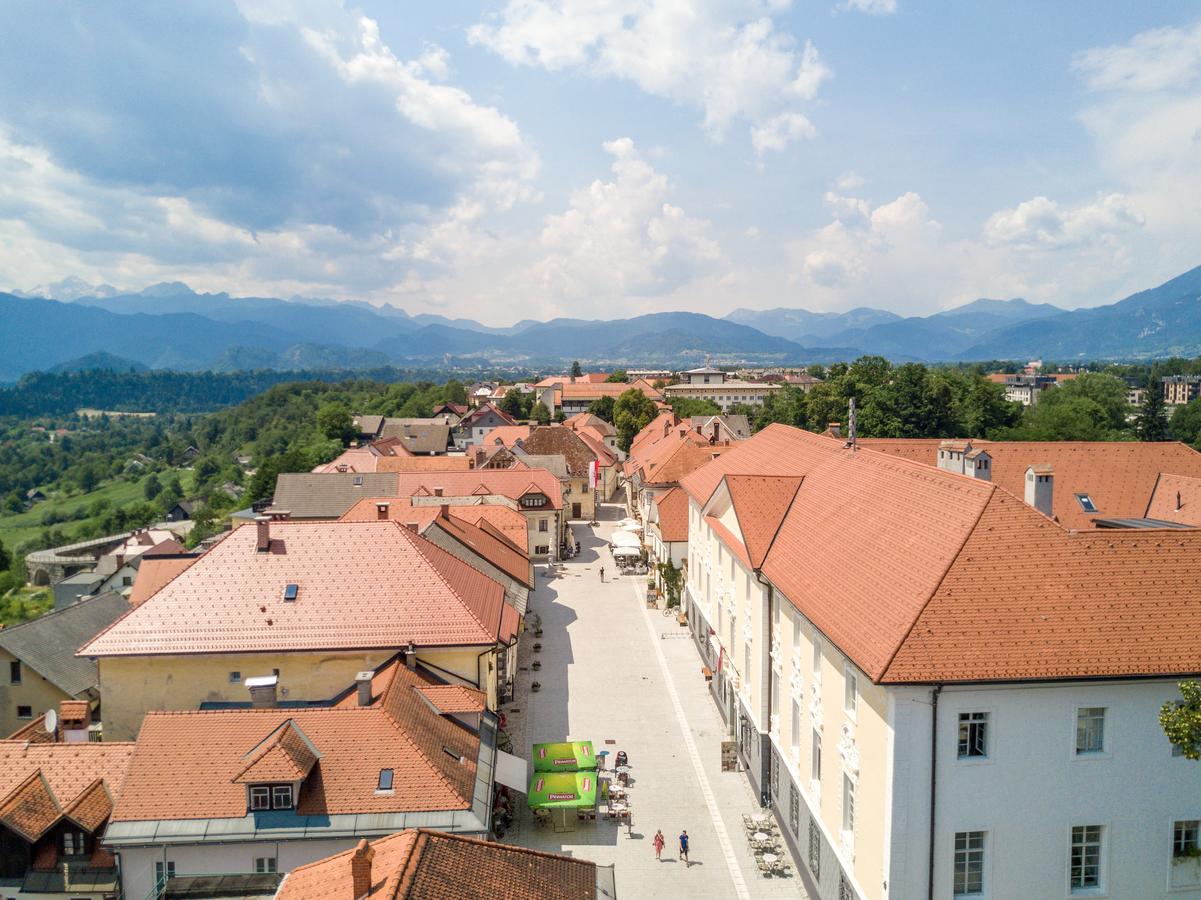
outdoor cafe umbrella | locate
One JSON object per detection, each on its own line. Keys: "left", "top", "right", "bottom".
{"left": 609, "top": 531, "right": 641, "bottom": 549}
{"left": 618, "top": 518, "right": 643, "bottom": 532}
{"left": 612, "top": 546, "right": 641, "bottom": 559}
{"left": 532, "top": 740, "right": 598, "bottom": 772}
{"left": 527, "top": 771, "right": 598, "bottom": 829}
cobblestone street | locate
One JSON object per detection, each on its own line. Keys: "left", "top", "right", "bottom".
{"left": 500, "top": 504, "right": 807, "bottom": 900}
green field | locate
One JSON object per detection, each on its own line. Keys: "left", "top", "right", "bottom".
{"left": 0, "top": 469, "right": 196, "bottom": 552}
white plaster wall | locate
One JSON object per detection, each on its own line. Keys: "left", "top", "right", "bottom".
{"left": 924, "top": 679, "right": 1201, "bottom": 900}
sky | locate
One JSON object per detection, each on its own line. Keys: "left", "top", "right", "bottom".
{"left": 0, "top": 1, "right": 1199, "bottom": 325}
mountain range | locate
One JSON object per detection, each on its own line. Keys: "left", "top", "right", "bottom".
{"left": 3, "top": 264, "right": 1200, "bottom": 381}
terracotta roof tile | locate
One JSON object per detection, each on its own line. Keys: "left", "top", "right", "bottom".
{"left": 391, "top": 470, "right": 562, "bottom": 510}
{"left": 725, "top": 475, "right": 804, "bottom": 568}
{"left": 429, "top": 513, "right": 533, "bottom": 590}
{"left": 1145, "top": 473, "right": 1201, "bottom": 525}
{"left": 129, "top": 556, "right": 197, "bottom": 606}
{"left": 339, "top": 498, "right": 529, "bottom": 550}
{"left": 416, "top": 685, "right": 486, "bottom": 715}
{"left": 61, "top": 778, "right": 112, "bottom": 832}
{"left": 374, "top": 457, "right": 474, "bottom": 474}
{"left": 232, "top": 720, "right": 321, "bottom": 784}
{"left": 111, "top": 665, "right": 479, "bottom": 822}
{"left": 858, "top": 438, "right": 1201, "bottom": 531}
{"left": 0, "top": 743, "right": 133, "bottom": 840}
{"left": 79, "top": 521, "right": 515, "bottom": 658}
{"left": 277, "top": 829, "right": 597, "bottom": 899}
{"left": 653, "top": 488, "right": 689, "bottom": 543}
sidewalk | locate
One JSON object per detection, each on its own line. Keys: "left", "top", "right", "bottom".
{"left": 503, "top": 504, "right": 806, "bottom": 900}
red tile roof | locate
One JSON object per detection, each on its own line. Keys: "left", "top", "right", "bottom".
{"left": 374, "top": 457, "right": 474, "bottom": 473}
{"left": 429, "top": 513, "right": 533, "bottom": 590}
{"left": 232, "top": 720, "right": 321, "bottom": 784}
{"left": 686, "top": 425, "right": 1201, "bottom": 683}
{"left": 416, "top": 685, "right": 486, "bottom": 715}
{"left": 1145, "top": 473, "right": 1201, "bottom": 525}
{"left": 858, "top": 438, "right": 1201, "bottom": 531}
{"left": 111, "top": 664, "right": 480, "bottom": 823}
{"left": 392, "top": 470, "right": 563, "bottom": 510}
{"left": 653, "top": 488, "right": 689, "bottom": 543}
{"left": 725, "top": 475, "right": 804, "bottom": 568}
{"left": 277, "top": 829, "right": 598, "bottom": 899}
{"left": 80, "top": 521, "right": 517, "bottom": 658}
{"left": 129, "top": 556, "right": 197, "bottom": 606}
{"left": 0, "top": 742, "right": 133, "bottom": 841}
{"left": 339, "top": 498, "right": 529, "bottom": 550}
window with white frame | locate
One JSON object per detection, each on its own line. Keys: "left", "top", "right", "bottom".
{"left": 812, "top": 728, "right": 822, "bottom": 784}
{"left": 1075, "top": 707, "right": 1106, "bottom": 755}
{"left": 1174, "top": 820, "right": 1200, "bottom": 858}
{"left": 808, "top": 819, "right": 821, "bottom": 879}
{"left": 953, "top": 831, "right": 985, "bottom": 897}
{"left": 813, "top": 636, "right": 822, "bottom": 681}
{"left": 957, "top": 711, "right": 989, "bottom": 759}
{"left": 743, "top": 643, "right": 751, "bottom": 689}
{"left": 155, "top": 861, "right": 176, "bottom": 882}
{"left": 844, "top": 665, "right": 858, "bottom": 718}
{"left": 1070, "top": 825, "right": 1103, "bottom": 892}
{"left": 791, "top": 699, "right": 801, "bottom": 754}
{"left": 842, "top": 774, "right": 855, "bottom": 835}
{"left": 255, "top": 857, "right": 278, "bottom": 874}
{"left": 772, "top": 673, "right": 781, "bottom": 722}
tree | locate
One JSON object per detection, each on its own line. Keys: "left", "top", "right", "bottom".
{"left": 143, "top": 473, "right": 162, "bottom": 501}
{"left": 668, "top": 397, "right": 722, "bottom": 419}
{"left": 442, "top": 379, "right": 467, "bottom": 406}
{"left": 1161, "top": 681, "right": 1201, "bottom": 760}
{"left": 0, "top": 536, "right": 10, "bottom": 573}
{"left": 499, "top": 388, "right": 527, "bottom": 420}
{"left": 860, "top": 364, "right": 959, "bottom": 438}
{"left": 605, "top": 370, "right": 627, "bottom": 383}
{"left": 1171, "top": 399, "right": 1201, "bottom": 446}
{"left": 753, "top": 385, "right": 808, "bottom": 432}
{"left": 1134, "top": 380, "right": 1169, "bottom": 441}
{"left": 570, "top": 361, "right": 583, "bottom": 378}
{"left": 1000, "top": 374, "right": 1132, "bottom": 441}
{"left": 658, "top": 560, "right": 683, "bottom": 608}
{"left": 614, "top": 388, "right": 658, "bottom": 451}
{"left": 316, "top": 403, "right": 354, "bottom": 444}
{"left": 532, "top": 403, "right": 551, "bottom": 426}
{"left": 588, "top": 396, "right": 616, "bottom": 423}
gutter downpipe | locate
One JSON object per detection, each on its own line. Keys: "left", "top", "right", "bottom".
{"left": 928, "top": 684, "right": 943, "bottom": 900}
{"left": 756, "top": 570, "right": 775, "bottom": 808}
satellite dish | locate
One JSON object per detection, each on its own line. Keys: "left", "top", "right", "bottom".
{"left": 44, "top": 709, "right": 58, "bottom": 734}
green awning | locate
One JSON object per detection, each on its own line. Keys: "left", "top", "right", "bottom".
{"left": 527, "top": 771, "right": 597, "bottom": 809}
{"left": 531, "top": 741, "right": 597, "bottom": 772}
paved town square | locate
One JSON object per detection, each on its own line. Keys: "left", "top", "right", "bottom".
{"left": 502, "top": 505, "right": 808, "bottom": 900}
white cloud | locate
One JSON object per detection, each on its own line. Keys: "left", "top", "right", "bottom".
{"left": 470, "top": 1, "right": 831, "bottom": 147}
{"left": 1072, "top": 22, "right": 1201, "bottom": 93}
{"left": 984, "top": 193, "right": 1143, "bottom": 249}
{"left": 839, "top": 0, "right": 897, "bottom": 14}
{"left": 751, "top": 112, "right": 817, "bottom": 155}
{"left": 516, "top": 138, "right": 723, "bottom": 309}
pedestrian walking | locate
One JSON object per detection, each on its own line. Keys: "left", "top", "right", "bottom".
{"left": 599, "top": 565, "right": 605, "bottom": 582}
{"left": 678, "top": 829, "right": 689, "bottom": 866}
{"left": 653, "top": 829, "right": 665, "bottom": 860}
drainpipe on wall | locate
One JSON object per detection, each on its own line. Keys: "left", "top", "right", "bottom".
{"left": 928, "top": 684, "right": 943, "bottom": 900}
{"left": 757, "top": 570, "right": 775, "bottom": 809}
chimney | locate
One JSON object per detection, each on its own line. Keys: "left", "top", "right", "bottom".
{"left": 255, "top": 516, "right": 271, "bottom": 552}
{"left": 246, "top": 675, "right": 278, "bottom": 708}
{"left": 440, "top": 504, "right": 450, "bottom": 519}
{"left": 404, "top": 641, "right": 417, "bottom": 670}
{"left": 375, "top": 501, "right": 390, "bottom": 520}
{"left": 60, "top": 701, "right": 91, "bottom": 744}
{"left": 269, "top": 510, "right": 291, "bottom": 521}
{"left": 355, "top": 671, "right": 374, "bottom": 707}
{"left": 434, "top": 487, "right": 444, "bottom": 497}
{"left": 712, "top": 420, "right": 720, "bottom": 442}
{"left": 827, "top": 422, "right": 841, "bottom": 439}
{"left": 1024, "top": 464, "right": 1054, "bottom": 517}
{"left": 350, "top": 839, "right": 374, "bottom": 899}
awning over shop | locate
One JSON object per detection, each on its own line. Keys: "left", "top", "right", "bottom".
{"left": 494, "top": 749, "right": 528, "bottom": 791}
{"left": 527, "top": 772, "right": 598, "bottom": 809}
{"left": 610, "top": 531, "right": 641, "bottom": 548}
{"left": 612, "top": 546, "right": 641, "bottom": 558}
{"left": 532, "top": 741, "right": 598, "bottom": 772}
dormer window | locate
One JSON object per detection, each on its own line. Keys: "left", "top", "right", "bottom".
{"left": 521, "top": 494, "right": 548, "bottom": 508}
{"left": 249, "top": 783, "right": 294, "bottom": 811}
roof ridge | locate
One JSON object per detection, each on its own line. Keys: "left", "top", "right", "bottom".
{"left": 877, "top": 482, "right": 997, "bottom": 683}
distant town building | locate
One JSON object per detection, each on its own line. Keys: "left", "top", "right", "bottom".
{"left": 1162, "top": 374, "right": 1201, "bottom": 406}
{"left": 663, "top": 367, "right": 781, "bottom": 411}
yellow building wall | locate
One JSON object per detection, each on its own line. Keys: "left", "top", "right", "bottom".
{"left": 99, "top": 646, "right": 503, "bottom": 741}
{"left": 0, "top": 648, "right": 73, "bottom": 737}
{"left": 99, "top": 650, "right": 398, "bottom": 740}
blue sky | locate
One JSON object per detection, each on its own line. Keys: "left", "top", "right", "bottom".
{"left": 0, "top": 1, "right": 1198, "bottom": 324}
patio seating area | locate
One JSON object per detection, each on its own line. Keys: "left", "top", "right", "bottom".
{"left": 741, "top": 813, "right": 794, "bottom": 878}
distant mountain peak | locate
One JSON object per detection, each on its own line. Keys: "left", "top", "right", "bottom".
{"left": 138, "top": 281, "right": 198, "bottom": 298}
{"left": 14, "top": 276, "right": 123, "bottom": 301}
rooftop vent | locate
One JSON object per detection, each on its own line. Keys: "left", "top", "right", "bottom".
{"left": 354, "top": 671, "right": 374, "bottom": 707}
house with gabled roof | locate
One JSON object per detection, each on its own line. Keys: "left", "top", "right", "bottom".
{"left": 0, "top": 738, "right": 133, "bottom": 898}
{"left": 454, "top": 404, "right": 518, "bottom": 449}
{"left": 79, "top": 519, "right": 519, "bottom": 741}
{"left": 679, "top": 423, "right": 1201, "bottom": 900}
{"left": 274, "top": 828, "right": 614, "bottom": 899}
{"left": 105, "top": 660, "right": 503, "bottom": 900}
{"left": 0, "top": 591, "right": 130, "bottom": 737}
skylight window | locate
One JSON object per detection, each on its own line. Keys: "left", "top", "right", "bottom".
{"left": 353, "top": 476, "right": 364, "bottom": 486}
{"left": 283, "top": 584, "right": 299, "bottom": 602}
{"left": 377, "top": 769, "right": 394, "bottom": 791}
{"left": 1075, "top": 493, "right": 1098, "bottom": 513}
